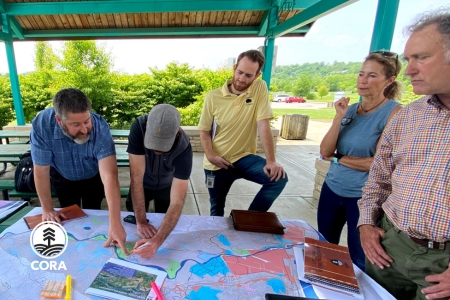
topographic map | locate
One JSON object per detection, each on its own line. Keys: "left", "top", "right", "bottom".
{"left": 0, "top": 208, "right": 394, "bottom": 299}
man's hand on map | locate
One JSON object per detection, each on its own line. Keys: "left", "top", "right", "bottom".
{"left": 42, "top": 209, "right": 67, "bottom": 224}
{"left": 131, "top": 237, "right": 163, "bottom": 259}
{"left": 137, "top": 222, "right": 157, "bottom": 239}
{"left": 103, "top": 223, "right": 129, "bottom": 255}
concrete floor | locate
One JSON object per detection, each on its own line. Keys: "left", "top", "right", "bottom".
{"left": 1, "top": 119, "right": 351, "bottom": 245}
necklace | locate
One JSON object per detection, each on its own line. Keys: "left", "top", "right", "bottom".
{"left": 359, "top": 98, "right": 386, "bottom": 113}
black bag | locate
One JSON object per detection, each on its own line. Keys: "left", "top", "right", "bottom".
{"left": 14, "top": 151, "right": 36, "bottom": 192}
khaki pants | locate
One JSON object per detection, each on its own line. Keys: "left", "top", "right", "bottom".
{"left": 366, "top": 215, "right": 450, "bottom": 300}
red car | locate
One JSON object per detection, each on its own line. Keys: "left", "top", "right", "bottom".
{"left": 284, "top": 96, "right": 306, "bottom": 103}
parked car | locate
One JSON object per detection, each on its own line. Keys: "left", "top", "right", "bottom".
{"left": 273, "top": 94, "right": 289, "bottom": 102}
{"left": 284, "top": 96, "right": 306, "bottom": 103}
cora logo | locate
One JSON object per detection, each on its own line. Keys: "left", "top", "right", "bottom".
{"left": 29, "top": 221, "right": 68, "bottom": 259}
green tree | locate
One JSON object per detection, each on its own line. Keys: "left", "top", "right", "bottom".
{"left": 35, "top": 42, "right": 57, "bottom": 72}
{"left": 317, "top": 85, "right": 329, "bottom": 99}
{"left": 56, "top": 41, "right": 114, "bottom": 121}
{"left": 148, "top": 62, "right": 203, "bottom": 108}
{"left": 109, "top": 73, "right": 159, "bottom": 128}
{"left": 0, "top": 75, "right": 14, "bottom": 128}
{"left": 293, "top": 74, "right": 312, "bottom": 97}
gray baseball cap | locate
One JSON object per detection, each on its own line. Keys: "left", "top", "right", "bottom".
{"left": 144, "top": 104, "right": 181, "bottom": 152}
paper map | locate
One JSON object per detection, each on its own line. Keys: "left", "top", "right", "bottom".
{"left": 0, "top": 208, "right": 393, "bottom": 299}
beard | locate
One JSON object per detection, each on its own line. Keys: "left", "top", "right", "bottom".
{"left": 61, "top": 123, "right": 91, "bottom": 144}
{"left": 232, "top": 75, "right": 253, "bottom": 92}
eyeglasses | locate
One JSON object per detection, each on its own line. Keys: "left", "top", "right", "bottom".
{"left": 370, "top": 51, "right": 399, "bottom": 64}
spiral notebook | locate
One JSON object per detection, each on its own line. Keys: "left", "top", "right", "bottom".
{"left": 303, "top": 237, "right": 363, "bottom": 298}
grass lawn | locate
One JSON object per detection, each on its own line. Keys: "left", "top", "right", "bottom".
{"left": 272, "top": 108, "right": 336, "bottom": 120}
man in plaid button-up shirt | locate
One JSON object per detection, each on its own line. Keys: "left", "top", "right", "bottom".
{"left": 357, "top": 9, "right": 450, "bottom": 300}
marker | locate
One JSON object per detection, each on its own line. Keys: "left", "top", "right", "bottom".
{"left": 65, "top": 275, "right": 72, "bottom": 300}
{"left": 130, "top": 242, "right": 150, "bottom": 254}
{"left": 151, "top": 281, "right": 164, "bottom": 300}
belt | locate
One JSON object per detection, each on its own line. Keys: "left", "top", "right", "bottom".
{"left": 409, "top": 236, "right": 449, "bottom": 250}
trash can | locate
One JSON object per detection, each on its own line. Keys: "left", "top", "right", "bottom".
{"left": 280, "top": 114, "right": 309, "bottom": 140}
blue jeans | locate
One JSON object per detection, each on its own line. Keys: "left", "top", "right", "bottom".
{"left": 204, "top": 154, "right": 288, "bottom": 217}
{"left": 317, "top": 181, "right": 365, "bottom": 271}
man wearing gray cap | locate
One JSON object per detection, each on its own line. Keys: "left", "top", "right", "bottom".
{"left": 126, "top": 104, "right": 193, "bottom": 258}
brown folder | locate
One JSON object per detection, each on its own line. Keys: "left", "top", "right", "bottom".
{"left": 24, "top": 204, "right": 87, "bottom": 229}
{"left": 230, "top": 209, "right": 286, "bottom": 234}
{"left": 303, "top": 237, "right": 362, "bottom": 296}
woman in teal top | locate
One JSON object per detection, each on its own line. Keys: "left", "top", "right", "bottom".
{"left": 318, "top": 51, "right": 403, "bottom": 271}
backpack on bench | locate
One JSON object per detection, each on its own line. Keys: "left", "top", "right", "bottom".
{"left": 14, "top": 151, "right": 36, "bottom": 192}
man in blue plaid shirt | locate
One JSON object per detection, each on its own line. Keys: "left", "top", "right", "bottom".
{"left": 30, "top": 88, "right": 127, "bottom": 254}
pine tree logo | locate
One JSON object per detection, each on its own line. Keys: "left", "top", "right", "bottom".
{"left": 30, "top": 221, "right": 68, "bottom": 259}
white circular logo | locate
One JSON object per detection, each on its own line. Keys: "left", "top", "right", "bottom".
{"left": 29, "top": 221, "right": 68, "bottom": 259}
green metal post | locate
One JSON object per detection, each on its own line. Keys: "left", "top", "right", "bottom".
{"left": 261, "top": 4, "right": 279, "bottom": 90}
{"left": 4, "top": 38, "right": 25, "bottom": 125}
{"left": 369, "top": 0, "right": 400, "bottom": 51}
{"left": 261, "top": 37, "right": 275, "bottom": 89}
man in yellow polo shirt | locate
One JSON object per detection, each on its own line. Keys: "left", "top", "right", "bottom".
{"left": 198, "top": 49, "right": 288, "bottom": 216}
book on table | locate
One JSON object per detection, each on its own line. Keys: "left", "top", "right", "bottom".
{"left": 303, "top": 237, "right": 363, "bottom": 298}
{"left": 23, "top": 204, "right": 87, "bottom": 229}
{"left": 230, "top": 209, "right": 286, "bottom": 234}
{"left": 85, "top": 257, "right": 167, "bottom": 300}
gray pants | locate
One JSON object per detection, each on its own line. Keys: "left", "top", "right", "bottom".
{"left": 366, "top": 214, "right": 450, "bottom": 300}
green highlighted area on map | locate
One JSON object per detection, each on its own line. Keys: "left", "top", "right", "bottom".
{"left": 166, "top": 259, "right": 181, "bottom": 279}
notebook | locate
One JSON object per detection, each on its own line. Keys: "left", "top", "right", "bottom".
{"left": 303, "top": 237, "right": 362, "bottom": 298}
{"left": 24, "top": 204, "right": 87, "bottom": 229}
{"left": 230, "top": 209, "right": 286, "bottom": 234}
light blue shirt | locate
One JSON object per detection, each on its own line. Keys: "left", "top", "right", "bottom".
{"left": 325, "top": 100, "right": 400, "bottom": 197}
{"left": 30, "top": 108, "right": 116, "bottom": 181}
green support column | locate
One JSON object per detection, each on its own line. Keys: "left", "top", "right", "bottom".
{"left": 262, "top": 37, "right": 275, "bottom": 89}
{"left": 4, "top": 38, "right": 25, "bottom": 125}
{"left": 369, "top": 0, "right": 400, "bottom": 51}
{"left": 261, "top": 4, "right": 279, "bottom": 90}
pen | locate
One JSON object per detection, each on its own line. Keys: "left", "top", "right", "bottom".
{"left": 151, "top": 281, "right": 164, "bottom": 300}
{"left": 130, "top": 242, "right": 150, "bottom": 254}
{"left": 65, "top": 275, "right": 72, "bottom": 300}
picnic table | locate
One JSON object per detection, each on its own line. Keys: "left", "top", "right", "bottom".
{"left": 0, "top": 144, "right": 129, "bottom": 175}
{"left": 0, "top": 129, "right": 130, "bottom": 144}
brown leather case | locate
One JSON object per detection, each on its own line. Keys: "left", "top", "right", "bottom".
{"left": 303, "top": 237, "right": 361, "bottom": 295}
{"left": 24, "top": 204, "right": 87, "bottom": 229}
{"left": 230, "top": 209, "right": 286, "bottom": 234}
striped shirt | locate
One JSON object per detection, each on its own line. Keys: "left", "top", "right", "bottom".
{"left": 358, "top": 95, "right": 450, "bottom": 242}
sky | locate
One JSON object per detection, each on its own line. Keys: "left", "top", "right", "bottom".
{"left": 0, "top": 0, "right": 448, "bottom": 74}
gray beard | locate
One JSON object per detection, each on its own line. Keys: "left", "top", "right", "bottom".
{"left": 61, "top": 124, "right": 90, "bottom": 144}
